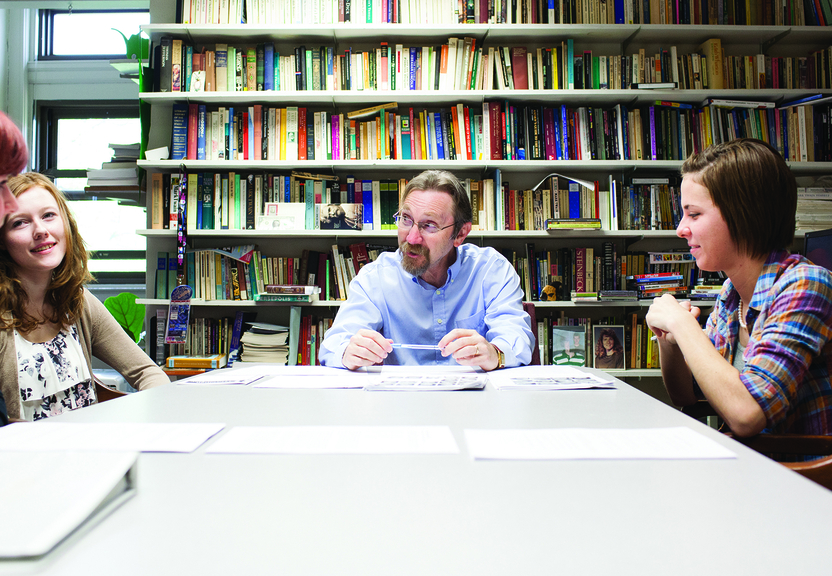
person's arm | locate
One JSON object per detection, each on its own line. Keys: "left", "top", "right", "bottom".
{"left": 481, "top": 253, "right": 534, "bottom": 366}
{"left": 647, "top": 294, "right": 765, "bottom": 437}
{"left": 317, "top": 271, "right": 386, "bottom": 369}
{"left": 84, "top": 293, "right": 169, "bottom": 390}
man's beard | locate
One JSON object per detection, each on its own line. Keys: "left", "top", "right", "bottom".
{"left": 399, "top": 241, "right": 431, "bottom": 276}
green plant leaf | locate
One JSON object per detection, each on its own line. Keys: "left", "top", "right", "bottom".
{"left": 104, "top": 292, "right": 145, "bottom": 343}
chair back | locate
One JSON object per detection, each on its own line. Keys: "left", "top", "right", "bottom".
{"left": 94, "top": 376, "right": 128, "bottom": 403}
{"left": 522, "top": 302, "right": 541, "bottom": 366}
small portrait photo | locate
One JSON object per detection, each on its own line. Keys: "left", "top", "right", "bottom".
{"left": 593, "top": 325, "right": 626, "bottom": 370}
{"left": 551, "top": 326, "right": 587, "bottom": 367}
{"left": 318, "top": 203, "right": 363, "bottom": 230}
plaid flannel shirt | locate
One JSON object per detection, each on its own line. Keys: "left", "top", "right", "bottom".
{"left": 704, "top": 250, "right": 832, "bottom": 437}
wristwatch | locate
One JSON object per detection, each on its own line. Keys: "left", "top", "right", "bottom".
{"left": 493, "top": 344, "right": 505, "bottom": 370}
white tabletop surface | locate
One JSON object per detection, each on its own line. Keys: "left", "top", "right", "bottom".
{"left": 4, "top": 368, "right": 831, "bottom": 575}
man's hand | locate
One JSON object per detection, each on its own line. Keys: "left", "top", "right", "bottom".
{"left": 439, "top": 329, "right": 500, "bottom": 371}
{"left": 342, "top": 329, "right": 393, "bottom": 370}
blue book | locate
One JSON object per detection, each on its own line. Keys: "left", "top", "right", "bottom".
{"left": 197, "top": 105, "right": 207, "bottom": 160}
{"left": 155, "top": 252, "right": 168, "bottom": 299}
{"left": 409, "top": 47, "right": 418, "bottom": 90}
{"left": 568, "top": 181, "right": 581, "bottom": 219}
{"left": 614, "top": 0, "right": 624, "bottom": 23}
{"left": 305, "top": 178, "right": 315, "bottom": 230}
{"left": 284, "top": 175, "right": 291, "bottom": 202}
{"left": 362, "top": 180, "right": 373, "bottom": 229}
{"left": 433, "top": 113, "right": 445, "bottom": 160}
{"left": 171, "top": 103, "right": 188, "bottom": 160}
{"left": 196, "top": 173, "right": 204, "bottom": 229}
{"left": 346, "top": 175, "right": 355, "bottom": 203}
{"left": 553, "top": 108, "right": 562, "bottom": 160}
{"left": 264, "top": 43, "right": 274, "bottom": 90}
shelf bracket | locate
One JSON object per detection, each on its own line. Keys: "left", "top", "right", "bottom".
{"left": 621, "top": 26, "right": 642, "bottom": 54}
{"left": 761, "top": 28, "right": 791, "bottom": 54}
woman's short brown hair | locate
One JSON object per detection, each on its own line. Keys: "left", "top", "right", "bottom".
{"left": 681, "top": 138, "right": 796, "bottom": 259}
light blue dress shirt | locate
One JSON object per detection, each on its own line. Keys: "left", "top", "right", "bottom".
{"left": 318, "top": 243, "right": 534, "bottom": 368}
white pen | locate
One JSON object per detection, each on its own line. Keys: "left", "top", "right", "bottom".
{"left": 391, "top": 343, "right": 442, "bottom": 350}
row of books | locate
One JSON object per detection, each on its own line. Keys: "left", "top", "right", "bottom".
{"left": 150, "top": 171, "right": 404, "bottom": 231}
{"left": 165, "top": 97, "right": 831, "bottom": 169}
{"left": 156, "top": 242, "right": 397, "bottom": 303}
{"left": 154, "top": 36, "right": 832, "bottom": 94}
{"left": 149, "top": 168, "right": 686, "bottom": 235}
{"left": 156, "top": 304, "right": 334, "bottom": 367}
{"left": 178, "top": 0, "right": 826, "bottom": 26}
{"left": 505, "top": 244, "right": 699, "bottom": 302}
{"left": 532, "top": 315, "right": 662, "bottom": 369}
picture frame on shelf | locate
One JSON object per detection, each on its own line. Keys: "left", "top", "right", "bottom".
{"left": 551, "top": 325, "right": 587, "bottom": 367}
{"left": 593, "top": 325, "right": 625, "bottom": 370}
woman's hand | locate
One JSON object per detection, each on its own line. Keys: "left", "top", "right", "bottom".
{"left": 646, "top": 295, "right": 700, "bottom": 346}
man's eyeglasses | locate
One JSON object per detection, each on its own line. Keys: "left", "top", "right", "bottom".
{"left": 393, "top": 212, "right": 454, "bottom": 235}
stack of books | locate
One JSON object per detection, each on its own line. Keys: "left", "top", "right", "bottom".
{"left": 239, "top": 322, "right": 290, "bottom": 364}
{"left": 689, "top": 271, "right": 725, "bottom": 301}
{"left": 627, "top": 272, "right": 688, "bottom": 299}
{"left": 796, "top": 186, "right": 832, "bottom": 231}
{"left": 86, "top": 143, "right": 141, "bottom": 198}
{"left": 255, "top": 284, "right": 321, "bottom": 303}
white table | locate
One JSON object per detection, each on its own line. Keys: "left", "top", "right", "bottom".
{"left": 4, "top": 368, "right": 831, "bottom": 575}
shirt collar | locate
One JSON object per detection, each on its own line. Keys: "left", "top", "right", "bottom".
{"left": 719, "top": 249, "right": 790, "bottom": 312}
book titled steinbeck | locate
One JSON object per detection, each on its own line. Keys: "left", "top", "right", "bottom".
{"left": 546, "top": 218, "right": 602, "bottom": 230}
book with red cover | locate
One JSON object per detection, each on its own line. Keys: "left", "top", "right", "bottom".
{"left": 186, "top": 103, "right": 198, "bottom": 160}
{"left": 489, "top": 102, "right": 502, "bottom": 159}
{"left": 253, "top": 105, "right": 262, "bottom": 161}
{"left": 298, "top": 108, "right": 308, "bottom": 160}
{"left": 511, "top": 47, "right": 529, "bottom": 90}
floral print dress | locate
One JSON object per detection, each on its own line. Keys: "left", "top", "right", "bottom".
{"left": 15, "top": 325, "right": 96, "bottom": 421}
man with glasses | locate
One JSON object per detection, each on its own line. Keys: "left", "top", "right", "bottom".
{"left": 319, "top": 170, "right": 533, "bottom": 371}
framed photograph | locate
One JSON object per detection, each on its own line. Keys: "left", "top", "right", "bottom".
{"left": 551, "top": 326, "right": 587, "bottom": 367}
{"left": 593, "top": 325, "right": 626, "bottom": 370}
{"left": 317, "top": 203, "right": 363, "bottom": 230}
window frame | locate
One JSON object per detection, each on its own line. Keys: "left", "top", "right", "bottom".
{"left": 35, "top": 100, "right": 146, "bottom": 285}
{"left": 37, "top": 8, "right": 150, "bottom": 61}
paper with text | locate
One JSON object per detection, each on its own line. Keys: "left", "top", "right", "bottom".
{"left": 206, "top": 425, "right": 460, "bottom": 455}
{"left": 488, "top": 366, "right": 616, "bottom": 390}
{"left": 464, "top": 427, "right": 737, "bottom": 460}
{"left": 0, "top": 422, "right": 225, "bottom": 453}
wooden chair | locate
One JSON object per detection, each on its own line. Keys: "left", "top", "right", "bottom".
{"left": 522, "top": 302, "right": 541, "bottom": 366}
{"left": 93, "top": 376, "right": 129, "bottom": 403}
{"left": 682, "top": 402, "right": 832, "bottom": 490}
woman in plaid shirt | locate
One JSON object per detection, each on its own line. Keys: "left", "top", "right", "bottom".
{"left": 646, "top": 138, "right": 832, "bottom": 451}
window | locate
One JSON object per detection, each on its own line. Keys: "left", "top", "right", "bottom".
{"left": 38, "top": 9, "right": 150, "bottom": 60}
{"left": 37, "top": 101, "right": 146, "bottom": 284}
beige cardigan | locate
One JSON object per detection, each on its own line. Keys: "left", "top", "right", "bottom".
{"left": 1, "top": 289, "right": 169, "bottom": 420}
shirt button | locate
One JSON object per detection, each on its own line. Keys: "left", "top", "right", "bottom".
{"left": 437, "top": 319, "right": 443, "bottom": 324}
{"left": 436, "top": 290, "right": 441, "bottom": 295}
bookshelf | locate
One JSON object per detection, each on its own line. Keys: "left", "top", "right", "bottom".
{"left": 140, "top": 0, "right": 832, "bottom": 378}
